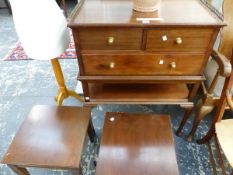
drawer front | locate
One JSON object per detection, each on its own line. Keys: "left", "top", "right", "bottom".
{"left": 82, "top": 54, "right": 205, "bottom": 75}
{"left": 78, "top": 28, "right": 142, "bottom": 50}
{"left": 146, "top": 28, "right": 213, "bottom": 52}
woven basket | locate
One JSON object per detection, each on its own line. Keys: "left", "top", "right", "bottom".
{"left": 133, "top": 0, "right": 160, "bottom": 12}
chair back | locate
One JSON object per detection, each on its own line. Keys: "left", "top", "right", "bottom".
{"left": 218, "top": 0, "right": 233, "bottom": 59}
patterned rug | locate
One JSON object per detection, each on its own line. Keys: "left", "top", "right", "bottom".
{"left": 3, "top": 32, "right": 77, "bottom": 61}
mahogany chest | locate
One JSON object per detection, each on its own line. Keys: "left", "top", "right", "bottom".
{"left": 68, "top": 0, "right": 224, "bottom": 106}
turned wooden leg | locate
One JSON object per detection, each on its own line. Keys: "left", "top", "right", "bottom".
{"left": 67, "top": 89, "right": 84, "bottom": 102}
{"left": 88, "top": 119, "right": 96, "bottom": 143}
{"left": 8, "top": 165, "right": 30, "bottom": 175}
{"left": 51, "top": 58, "right": 83, "bottom": 106}
{"left": 176, "top": 107, "right": 193, "bottom": 136}
{"left": 188, "top": 83, "right": 201, "bottom": 100}
{"left": 187, "top": 100, "right": 214, "bottom": 142}
{"left": 197, "top": 116, "right": 220, "bottom": 144}
{"left": 56, "top": 91, "right": 65, "bottom": 106}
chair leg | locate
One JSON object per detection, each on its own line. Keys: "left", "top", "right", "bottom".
{"left": 207, "top": 141, "right": 217, "bottom": 175}
{"left": 88, "top": 119, "right": 96, "bottom": 143}
{"left": 186, "top": 100, "right": 214, "bottom": 141}
{"left": 213, "top": 135, "right": 227, "bottom": 175}
{"left": 8, "top": 165, "right": 30, "bottom": 175}
{"left": 176, "top": 107, "right": 193, "bottom": 136}
{"left": 196, "top": 120, "right": 217, "bottom": 144}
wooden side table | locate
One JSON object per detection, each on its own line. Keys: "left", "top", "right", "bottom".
{"left": 1, "top": 105, "right": 96, "bottom": 175}
{"left": 96, "top": 112, "right": 179, "bottom": 175}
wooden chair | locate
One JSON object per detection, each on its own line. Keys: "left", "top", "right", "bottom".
{"left": 204, "top": 57, "right": 233, "bottom": 174}
{"left": 176, "top": 0, "right": 233, "bottom": 142}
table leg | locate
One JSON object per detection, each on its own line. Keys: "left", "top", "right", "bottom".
{"left": 8, "top": 165, "right": 30, "bottom": 175}
{"left": 176, "top": 106, "right": 193, "bottom": 136}
{"left": 188, "top": 83, "right": 201, "bottom": 101}
{"left": 187, "top": 100, "right": 214, "bottom": 142}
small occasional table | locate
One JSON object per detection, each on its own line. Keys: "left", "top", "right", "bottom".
{"left": 96, "top": 112, "right": 179, "bottom": 175}
{"left": 1, "top": 105, "right": 95, "bottom": 175}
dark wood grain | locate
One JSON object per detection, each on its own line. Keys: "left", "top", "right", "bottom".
{"left": 146, "top": 28, "right": 213, "bottom": 52}
{"left": 69, "top": 0, "right": 224, "bottom": 27}
{"left": 78, "top": 28, "right": 142, "bottom": 50}
{"left": 69, "top": 0, "right": 224, "bottom": 105}
{"left": 82, "top": 53, "right": 205, "bottom": 75}
{"left": 86, "top": 83, "right": 190, "bottom": 103}
{"left": 78, "top": 75, "right": 206, "bottom": 83}
{"left": 96, "top": 112, "right": 179, "bottom": 175}
{"left": 1, "top": 105, "right": 94, "bottom": 170}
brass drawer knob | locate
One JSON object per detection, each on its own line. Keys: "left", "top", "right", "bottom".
{"left": 109, "top": 62, "right": 115, "bottom": 69}
{"left": 170, "top": 62, "right": 176, "bottom": 69}
{"left": 108, "top": 37, "right": 114, "bottom": 45}
{"left": 175, "top": 37, "right": 182, "bottom": 44}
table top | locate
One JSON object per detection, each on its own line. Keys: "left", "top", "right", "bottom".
{"left": 1, "top": 105, "right": 91, "bottom": 169}
{"left": 69, "top": 0, "right": 224, "bottom": 27}
{"left": 96, "top": 112, "right": 179, "bottom": 175}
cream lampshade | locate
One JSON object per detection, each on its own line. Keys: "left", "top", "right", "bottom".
{"left": 9, "top": 0, "right": 70, "bottom": 60}
{"left": 9, "top": 0, "right": 83, "bottom": 105}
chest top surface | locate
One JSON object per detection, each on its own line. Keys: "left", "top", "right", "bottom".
{"left": 69, "top": 0, "right": 224, "bottom": 27}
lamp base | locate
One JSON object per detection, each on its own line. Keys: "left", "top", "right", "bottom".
{"left": 51, "top": 58, "right": 84, "bottom": 106}
{"left": 55, "top": 87, "right": 84, "bottom": 106}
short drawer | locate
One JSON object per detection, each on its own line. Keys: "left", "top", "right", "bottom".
{"left": 82, "top": 54, "right": 206, "bottom": 75}
{"left": 77, "top": 28, "right": 142, "bottom": 50}
{"left": 146, "top": 28, "right": 213, "bottom": 52}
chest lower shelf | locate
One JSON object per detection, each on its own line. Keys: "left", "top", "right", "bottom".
{"left": 83, "top": 83, "right": 192, "bottom": 105}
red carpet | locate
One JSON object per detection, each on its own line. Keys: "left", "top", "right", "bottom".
{"left": 4, "top": 32, "right": 77, "bottom": 61}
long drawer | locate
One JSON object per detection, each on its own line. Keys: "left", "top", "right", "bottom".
{"left": 82, "top": 54, "right": 206, "bottom": 75}
{"left": 146, "top": 28, "right": 213, "bottom": 52}
{"left": 77, "top": 28, "right": 143, "bottom": 50}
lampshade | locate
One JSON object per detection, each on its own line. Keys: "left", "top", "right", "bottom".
{"left": 9, "top": 0, "right": 70, "bottom": 60}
